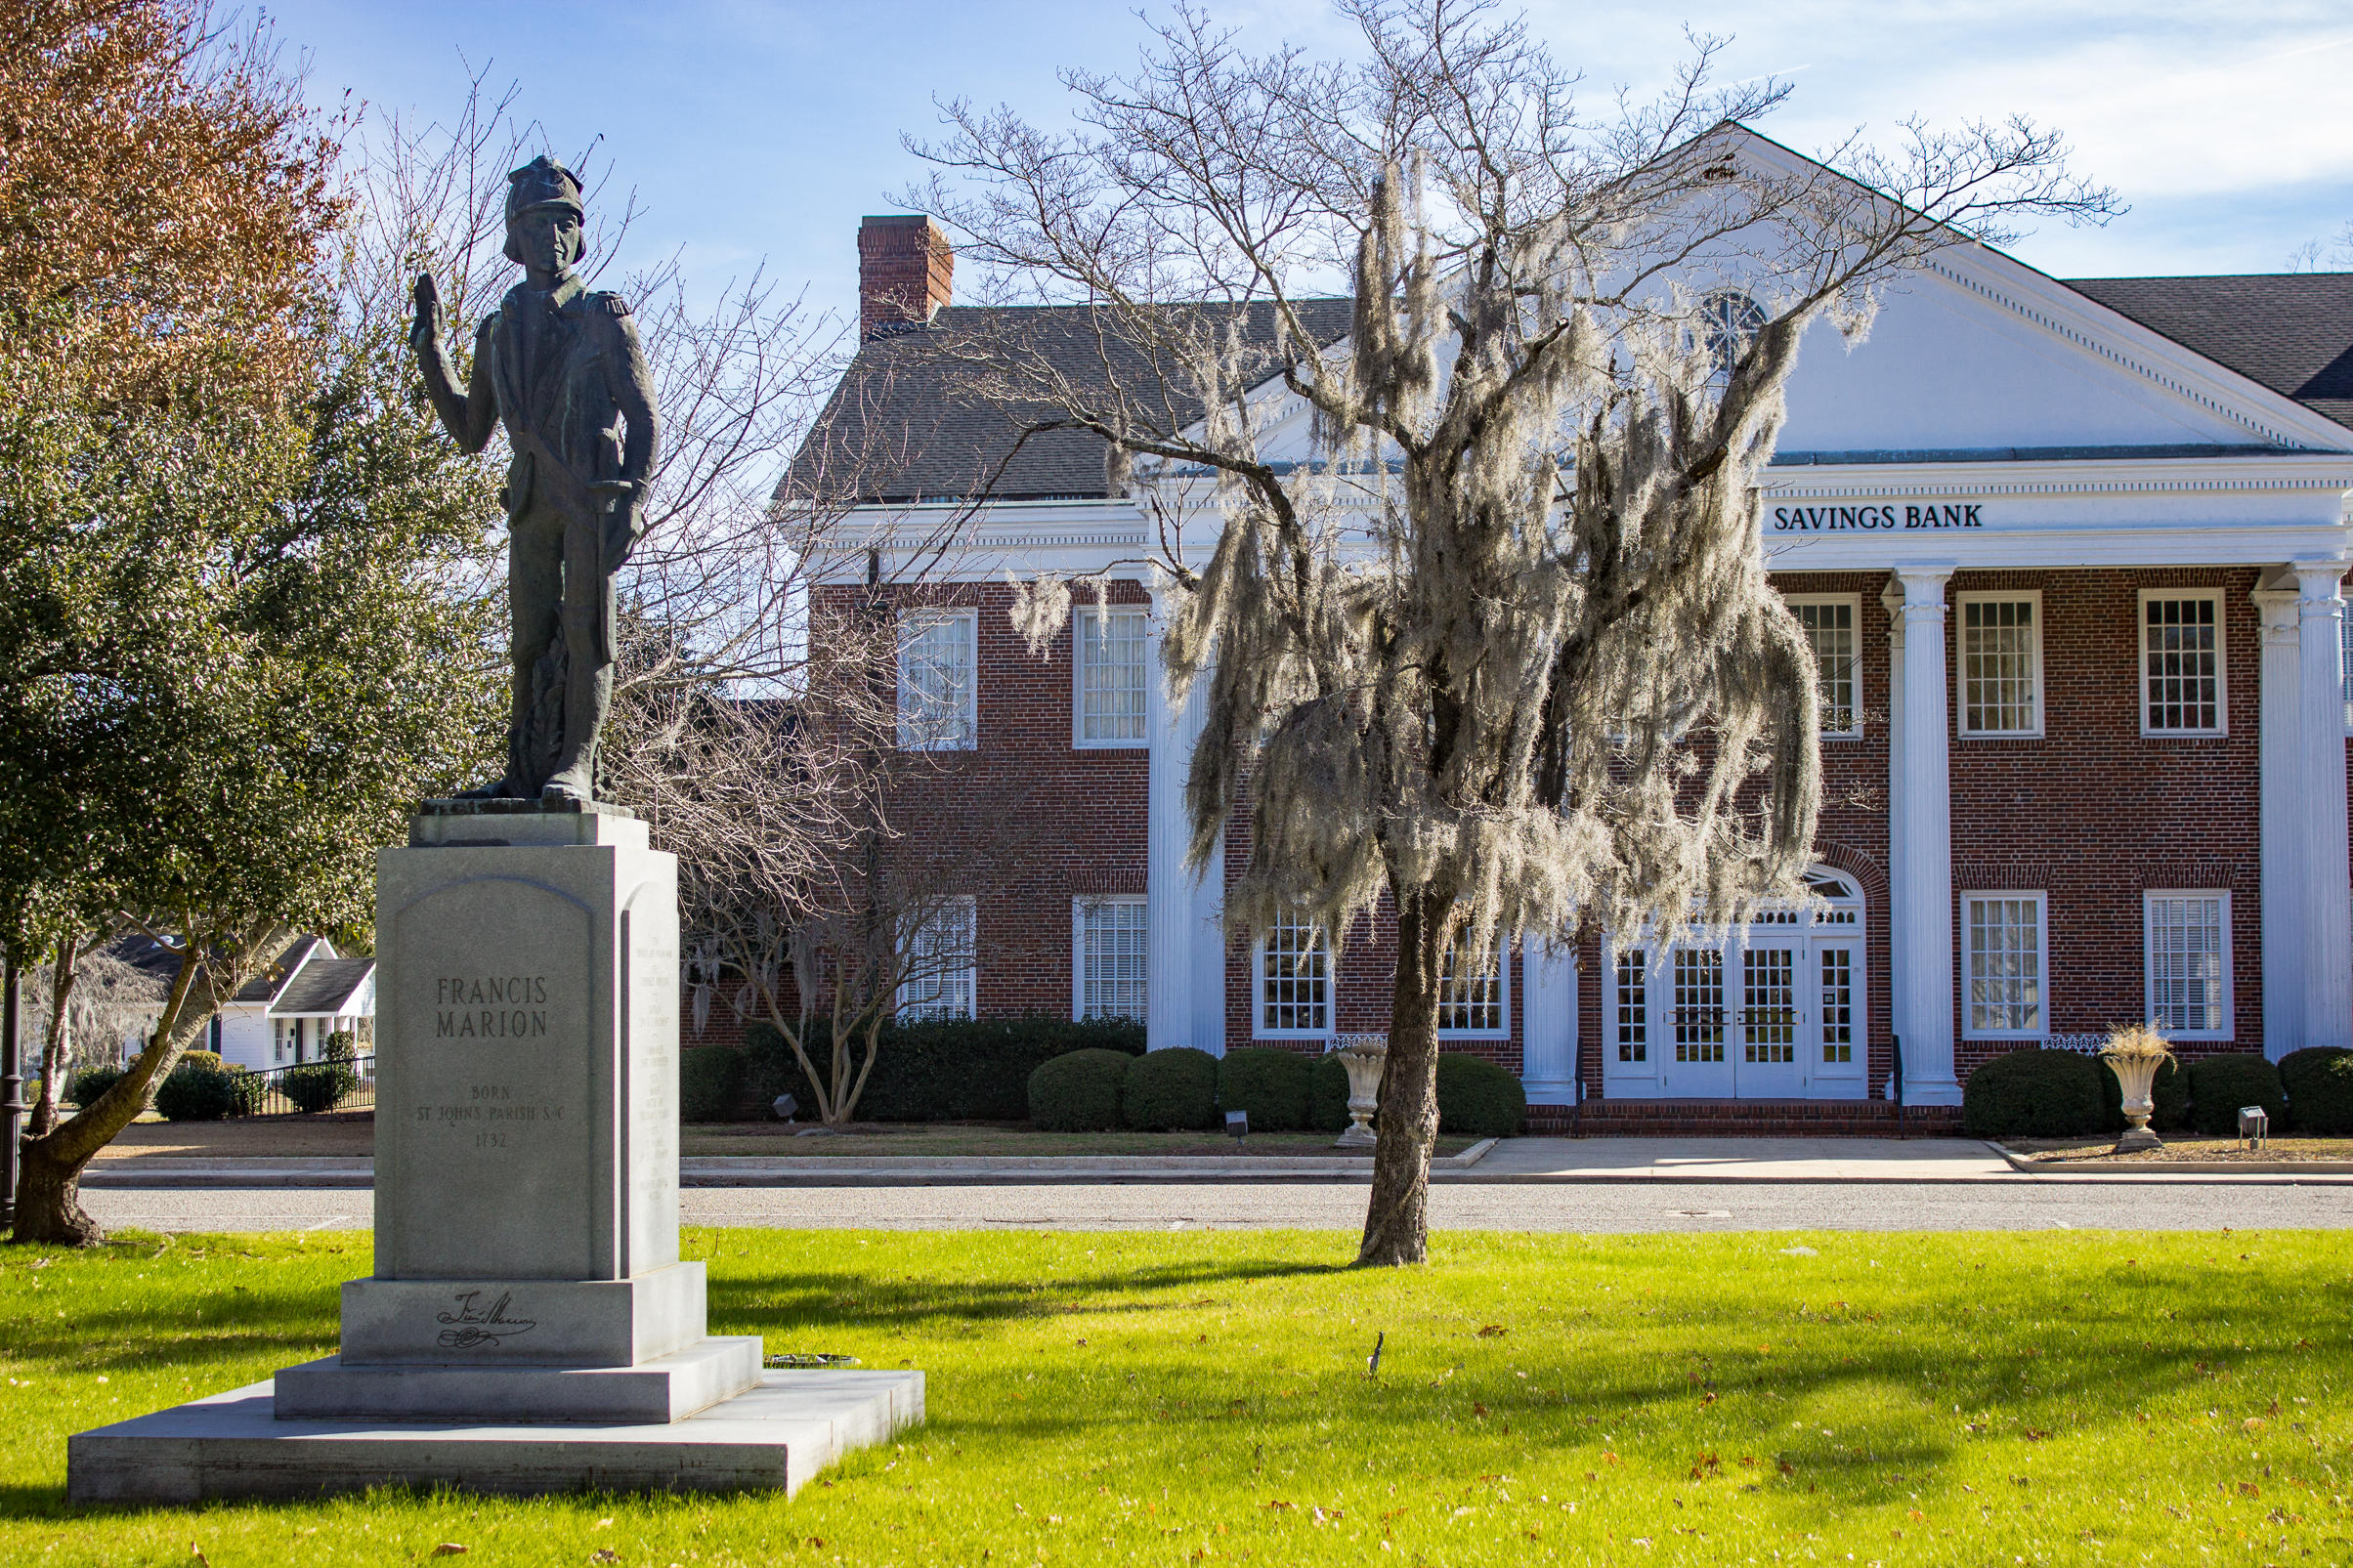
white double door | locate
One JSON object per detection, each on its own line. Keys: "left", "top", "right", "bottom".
{"left": 1606, "top": 931, "right": 1866, "bottom": 1099}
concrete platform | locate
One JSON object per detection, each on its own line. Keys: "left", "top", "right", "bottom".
{"left": 273, "top": 1335, "right": 762, "bottom": 1424}
{"left": 67, "top": 1368, "right": 921, "bottom": 1503}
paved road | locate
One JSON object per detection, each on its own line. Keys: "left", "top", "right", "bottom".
{"left": 81, "top": 1179, "right": 2353, "bottom": 1235}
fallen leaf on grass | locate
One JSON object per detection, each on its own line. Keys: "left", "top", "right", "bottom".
{"left": 592, "top": 1519, "right": 614, "bottom": 1531}
{"left": 1476, "top": 1325, "right": 1509, "bottom": 1337}
{"left": 191, "top": 1547, "right": 210, "bottom": 1568}
{"left": 431, "top": 1548, "right": 469, "bottom": 1559}
{"left": 2243, "top": 1418, "right": 2266, "bottom": 1432}
{"left": 590, "top": 1552, "right": 619, "bottom": 1565}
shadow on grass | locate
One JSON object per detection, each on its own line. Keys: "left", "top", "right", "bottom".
{"left": 710, "top": 1255, "right": 1348, "bottom": 1331}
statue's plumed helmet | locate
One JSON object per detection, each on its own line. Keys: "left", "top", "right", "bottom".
{"left": 503, "top": 155, "right": 586, "bottom": 263}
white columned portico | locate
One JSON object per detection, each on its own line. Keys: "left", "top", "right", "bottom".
{"left": 1892, "top": 566, "right": 1959, "bottom": 1104}
{"left": 1519, "top": 934, "right": 1578, "bottom": 1102}
{"left": 2295, "top": 565, "right": 2353, "bottom": 1051}
{"left": 2253, "top": 580, "right": 2304, "bottom": 1059}
{"left": 1146, "top": 593, "right": 1216, "bottom": 1052}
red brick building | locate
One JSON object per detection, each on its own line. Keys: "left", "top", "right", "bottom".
{"left": 796, "top": 154, "right": 2353, "bottom": 1117}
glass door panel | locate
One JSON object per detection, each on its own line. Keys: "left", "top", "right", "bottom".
{"left": 1734, "top": 945, "right": 1803, "bottom": 1096}
{"left": 1812, "top": 940, "right": 1865, "bottom": 1094}
{"left": 1602, "top": 946, "right": 1657, "bottom": 1096}
{"left": 1660, "top": 946, "right": 1733, "bottom": 1096}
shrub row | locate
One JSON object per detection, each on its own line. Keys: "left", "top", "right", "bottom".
{"left": 703, "top": 1015, "right": 1148, "bottom": 1123}
{"left": 1960, "top": 1047, "right": 2324, "bottom": 1139}
{"left": 1027, "top": 1044, "right": 1525, "bottom": 1137}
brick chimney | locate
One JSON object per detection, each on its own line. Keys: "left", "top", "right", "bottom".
{"left": 858, "top": 215, "right": 954, "bottom": 340}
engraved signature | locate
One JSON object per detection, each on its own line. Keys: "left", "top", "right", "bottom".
{"left": 433, "top": 1290, "right": 538, "bottom": 1350}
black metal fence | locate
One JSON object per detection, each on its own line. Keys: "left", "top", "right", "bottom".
{"left": 235, "top": 1054, "right": 376, "bottom": 1117}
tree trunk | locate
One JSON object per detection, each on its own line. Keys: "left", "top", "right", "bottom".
{"left": 12, "top": 955, "right": 212, "bottom": 1246}
{"left": 24, "top": 939, "right": 76, "bottom": 1140}
{"left": 1358, "top": 886, "right": 1450, "bottom": 1267}
{"left": 11, "top": 1134, "right": 102, "bottom": 1245}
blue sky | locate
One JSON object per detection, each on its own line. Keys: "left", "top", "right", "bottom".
{"left": 267, "top": 0, "right": 2351, "bottom": 322}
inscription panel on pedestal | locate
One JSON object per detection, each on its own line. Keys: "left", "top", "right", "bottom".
{"left": 388, "top": 877, "right": 597, "bottom": 1279}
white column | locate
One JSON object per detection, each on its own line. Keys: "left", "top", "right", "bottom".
{"left": 1518, "top": 932, "right": 1578, "bottom": 1102}
{"left": 1145, "top": 595, "right": 1216, "bottom": 1052}
{"left": 2253, "top": 580, "right": 2303, "bottom": 1060}
{"left": 1893, "top": 566, "right": 1960, "bottom": 1104}
{"left": 1879, "top": 576, "right": 1906, "bottom": 1083}
{"left": 2297, "top": 565, "right": 2353, "bottom": 1050}
{"left": 1186, "top": 686, "right": 1226, "bottom": 1057}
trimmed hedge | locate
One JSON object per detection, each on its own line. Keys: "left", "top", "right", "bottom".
{"left": 283, "top": 1060, "right": 358, "bottom": 1114}
{"left": 1122, "top": 1046, "right": 1220, "bottom": 1131}
{"left": 2187, "top": 1054, "right": 2287, "bottom": 1136}
{"left": 745, "top": 1015, "right": 1146, "bottom": 1123}
{"left": 1963, "top": 1048, "right": 2106, "bottom": 1138}
{"left": 1309, "top": 1052, "right": 1351, "bottom": 1132}
{"left": 155, "top": 1061, "right": 240, "bottom": 1123}
{"left": 2095, "top": 1053, "right": 2189, "bottom": 1132}
{"left": 1028, "top": 1048, "right": 1133, "bottom": 1131}
{"left": 1436, "top": 1052, "right": 1526, "bottom": 1137}
{"left": 64, "top": 1066, "right": 123, "bottom": 1110}
{"left": 1217, "top": 1048, "right": 1312, "bottom": 1132}
{"left": 2281, "top": 1047, "right": 2353, "bottom": 1133}
{"left": 680, "top": 1045, "right": 747, "bottom": 1123}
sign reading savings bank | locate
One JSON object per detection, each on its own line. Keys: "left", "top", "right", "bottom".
{"left": 1771, "top": 502, "right": 1986, "bottom": 530}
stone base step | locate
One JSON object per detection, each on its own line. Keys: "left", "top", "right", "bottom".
{"left": 274, "top": 1335, "right": 762, "bottom": 1425}
{"left": 1525, "top": 1099, "right": 1965, "bottom": 1137}
{"left": 67, "top": 1368, "right": 921, "bottom": 1503}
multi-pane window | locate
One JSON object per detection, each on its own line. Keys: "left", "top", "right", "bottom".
{"left": 2146, "top": 892, "right": 2230, "bottom": 1038}
{"left": 1075, "top": 898, "right": 1147, "bottom": 1023}
{"left": 897, "top": 612, "right": 976, "bottom": 750}
{"left": 898, "top": 899, "right": 976, "bottom": 1020}
{"left": 1964, "top": 893, "right": 2045, "bottom": 1037}
{"left": 1672, "top": 948, "right": 1726, "bottom": 1063}
{"left": 1075, "top": 608, "right": 1149, "bottom": 745}
{"left": 1257, "top": 912, "right": 1330, "bottom": 1036}
{"left": 1959, "top": 595, "right": 2041, "bottom": 736}
{"left": 1818, "top": 948, "right": 1855, "bottom": 1064}
{"left": 1436, "top": 929, "right": 1506, "bottom": 1036}
{"left": 1740, "top": 948, "right": 1796, "bottom": 1064}
{"left": 1614, "top": 949, "right": 1647, "bottom": 1063}
{"left": 2142, "top": 592, "right": 2223, "bottom": 735}
{"left": 1787, "top": 597, "right": 1859, "bottom": 735}
{"left": 2339, "top": 611, "right": 2353, "bottom": 732}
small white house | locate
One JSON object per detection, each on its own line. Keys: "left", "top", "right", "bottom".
{"left": 213, "top": 936, "right": 375, "bottom": 1072}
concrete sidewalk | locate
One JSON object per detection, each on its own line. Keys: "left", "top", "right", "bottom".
{"left": 72, "top": 1136, "right": 2353, "bottom": 1187}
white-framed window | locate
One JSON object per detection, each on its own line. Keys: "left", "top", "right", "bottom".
{"left": 1612, "top": 948, "right": 1648, "bottom": 1064}
{"left": 898, "top": 897, "right": 976, "bottom": 1020}
{"left": 1255, "top": 911, "right": 1330, "bottom": 1038}
{"left": 896, "top": 610, "right": 976, "bottom": 750}
{"left": 1436, "top": 927, "right": 1509, "bottom": 1038}
{"left": 1957, "top": 591, "right": 2042, "bottom": 737}
{"left": 1784, "top": 594, "right": 1861, "bottom": 737}
{"left": 1074, "top": 607, "right": 1149, "bottom": 747}
{"left": 2140, "top": 589, "right": 2225, "bottom": 736}
{"left": 2338, "top": 611, "right": 2353, "bottom": 733}
{"left": 1963, "top": 891, "right": 2046, "bottom": 1038}
{"left": 2145, "top": 891, "right": 2232, "bottom": 1039}
{"left": 1073, "top": 897, "right": 1147, "bottom": 1022}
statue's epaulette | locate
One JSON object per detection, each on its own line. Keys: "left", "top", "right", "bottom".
{"left": 590, "top": 292, "right": 632, "bottom": 318}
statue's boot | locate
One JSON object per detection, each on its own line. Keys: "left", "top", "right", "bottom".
{"left": 542, "top": 624, "right": 613, "bottom": 805}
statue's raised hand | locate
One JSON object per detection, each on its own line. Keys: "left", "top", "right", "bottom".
{"left": 410, "top": 272, "right": 444, "bottom": 360}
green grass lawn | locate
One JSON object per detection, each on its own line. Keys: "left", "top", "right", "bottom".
{"left": 2, "top": 1227, "right": 2347, "bottom": 1566}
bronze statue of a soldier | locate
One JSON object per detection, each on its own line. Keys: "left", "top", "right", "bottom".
{"left": 409, "top": 154, "right": 661, "bottom": 803}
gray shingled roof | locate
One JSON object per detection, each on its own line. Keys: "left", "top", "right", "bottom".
{"left": 270, "top": 956, "right": 372, "bottom": 1016}
{"left": 788, "top": 299, "right": 1357, "bottom": 504}
{"left": 232, "top": 935, "right": 321, "bottom": 1004}
{"left": 2065, "top": 273, "right": 2353, "bottom": 430}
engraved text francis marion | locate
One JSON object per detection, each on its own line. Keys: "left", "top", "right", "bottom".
{"left": 435, "top": 974, "right": 552, "bottom": 1038}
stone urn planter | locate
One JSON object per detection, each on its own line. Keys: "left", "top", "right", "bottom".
{"left": 2100, "top": 1023, "right": 2175, "bottom": 1153}
{"left": 1329, "top": 1034, "right": 1388, "bottom": 1147}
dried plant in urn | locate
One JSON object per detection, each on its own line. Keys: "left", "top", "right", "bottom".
{"left": 2100, "top": 1023, "right": 2176, "bottom": 1152}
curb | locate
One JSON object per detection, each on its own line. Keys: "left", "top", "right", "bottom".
{"left": 1986, "top": 1141, "right": 2353, "bottom": 1178}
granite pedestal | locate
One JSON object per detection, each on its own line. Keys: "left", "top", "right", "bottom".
{"left": 68, "top": 800, "right": 921, "bottom": 1502}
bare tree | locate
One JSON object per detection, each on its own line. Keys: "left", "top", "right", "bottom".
{"left": 905, "top": 0, "right": 2119, "bottom": 1263}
